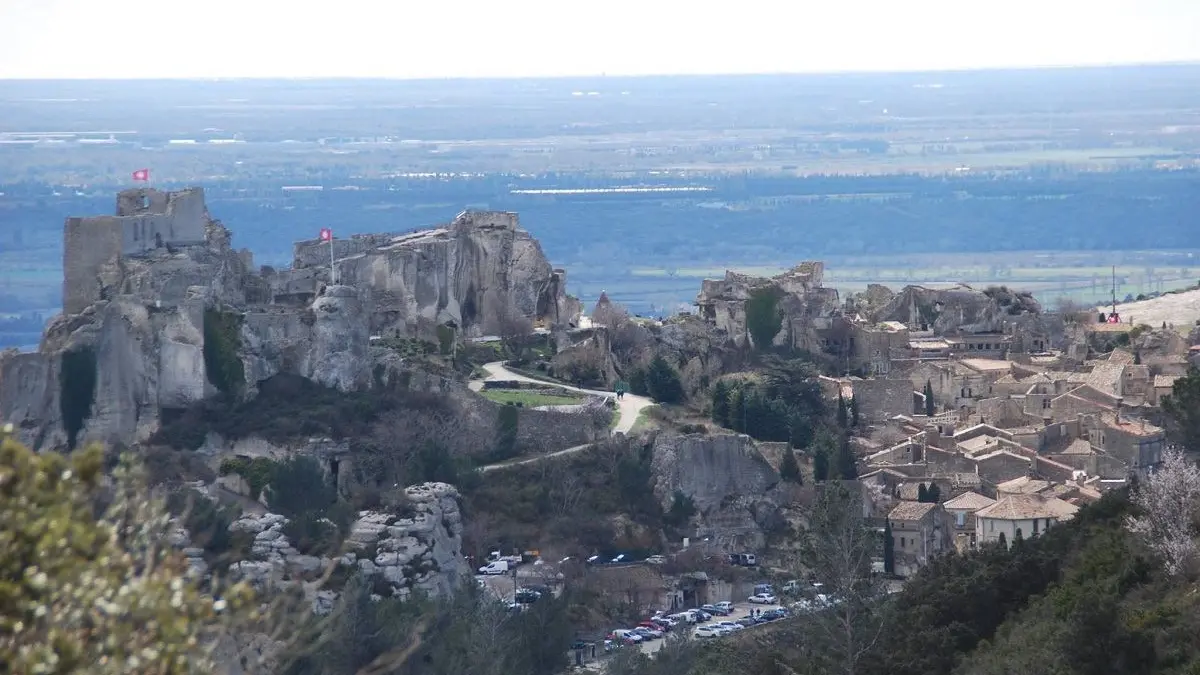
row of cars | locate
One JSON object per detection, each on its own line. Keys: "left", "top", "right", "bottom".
{"left": 694, "top": 607, "right": 790, "bottom": 637}
{"left": 606, "top": 603, "right": 738, "bottom": 646}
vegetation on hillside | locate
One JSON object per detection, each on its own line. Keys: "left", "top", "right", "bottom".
{"left": 0, "top": 433, "right": 258, "bottom": 674}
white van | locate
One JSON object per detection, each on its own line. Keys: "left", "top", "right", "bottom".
{"left": 478, "top": 560, "right": 510, "bottom": 575}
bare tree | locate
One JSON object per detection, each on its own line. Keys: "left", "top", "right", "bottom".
{"left": 797, "top": 482, "right": 886, "bottom": 675}
{"left": 1054, "top": 297, "right": 1092, "bottom": 327}
{"left": 496, "top": 305, "right": 535, "bottom": 362}
{"left": 1126, "top": 448, "right": 1200, "bottom": 577}
{"left": 594, "top": 301, "right": 652, "bottom": 362}
{"left": 551, "top": 346, "right": 608, "bottom": 387}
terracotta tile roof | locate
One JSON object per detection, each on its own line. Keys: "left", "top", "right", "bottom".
{"left": 1059, "top": 438, "right": 1095, "bottom": 456}
{"left": 975, "top": 494, "right": 1079, "bottom": 521}
{"left": 1099, "top": 412, "right": 1164, "bottom": 437}
{"left": 1154, "top": 375, "right": 1180, "bottom": 389}
{"left": 1107, "top": 349, "right": 1136, "bottom": 365}
{"left": 958, "top": 435, "right": 1001, "bottom": 455}
{"left": 959, "top": 358, "right": 1014, "bottom": 373}
{"left": 996, "top": 476, "right": 1052, "bottom": 495}
{"left": 888, "top": 501, "right": 937, "bottom": 522}
{"left": 943, "top": 491, "right": 996, "bottom": 511}
{"left": 1084, "top": 363, "right": 1125, "bottom": 395}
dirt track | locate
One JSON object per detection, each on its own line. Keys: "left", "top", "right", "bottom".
{"left": 1094, "top": 289, "right": 1200, "bottom": 330}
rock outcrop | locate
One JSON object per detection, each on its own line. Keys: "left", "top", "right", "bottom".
{"left": 220, "top": 483, "right": 467, "bottom": 602}
{"left": 650, "top": 432, "right": 784, "bottom": 550}
{"left": 869, "top": 284, "right": 1041, "bottom": 334}
{"left": 0, "top": 188, "right": 581, "bottom": 450}
{"left": 695, "top": 262, "right": 840, "bottom": 351}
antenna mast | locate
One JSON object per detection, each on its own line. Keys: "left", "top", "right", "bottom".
{"left": 1111, "top": 265, "right": 1117, "bottom": 318}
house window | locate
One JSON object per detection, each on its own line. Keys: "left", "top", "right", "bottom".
{"left": 1032, "top": 519, "right": 1039, "bottom": 535}
{"left": 900, "top": 537, "right": 906, "bottom": 548}
{"left": 956, "top": 512, "right": 965, "bottom": 527}
{"left": 989, "top": 521, "right": 994, "bottom": 532}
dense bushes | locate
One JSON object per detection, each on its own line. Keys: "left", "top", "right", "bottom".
{"left": 744, "top": 286, "right": 784, "bottom": 349}
{"left": 59, "top": 346, "right": 97, "bottom": 449}
{"left": 152, "top": 373, "right": 445, "bottom": 449}
{"left": 644, "top": 355, "right": 684, "bottom": 404}
{"left": 202, "top": 308, "right": 245, "bottom": 396}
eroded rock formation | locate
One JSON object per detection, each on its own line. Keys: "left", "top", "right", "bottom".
{"left": 650, "top": 432, "right": 784, "bottom": 550}
{"left": 0, "top": 188, "right": 581, "bottom": 450}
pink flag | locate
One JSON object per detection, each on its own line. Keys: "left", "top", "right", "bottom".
{"left": 132, "top": 169, "right": 150, "bottom": 181}
{"left": 319, "top": 227, "right": 333, "bottom": 242}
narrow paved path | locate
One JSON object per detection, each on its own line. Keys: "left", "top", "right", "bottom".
{"left": 469, "top": 361, "right": 655, "bottom": 472}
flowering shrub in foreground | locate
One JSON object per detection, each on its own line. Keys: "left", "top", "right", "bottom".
{"left": 0, "top": 431, "right": 257, "bottom": 674}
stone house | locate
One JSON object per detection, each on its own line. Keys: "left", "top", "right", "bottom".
{"left": 852, "top": 321, "right": 911, "bottom": 375}
{"left": 946, "top": 333, "right": 1012, "bottom": 359}
{"left": 975, "top": 493, "right": 1079, "bottom": 548}
{"left": 887, "top": 500, "right": 951, "bottom": 576}
{"left": 852, "top": 377, "right": 918, "bottom": 423}
{"left": 1082, "top": 411, "right": 1166, "bottom": 478}
{"left": 1152, "top": 375, "right": 1180, "bottom": 406}
{"left": 942, "top": 491, "right": 996, "bottom": 551}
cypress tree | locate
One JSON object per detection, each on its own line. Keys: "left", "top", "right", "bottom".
{"left": 780, "top": 449, "right": 802, "bottom": 483}
{"left": 917, "top": 483, "right": 929, "bottom": 503}
{"left": 711, "top": 380, "right": 731, "bottom": 427}
{"left": 883, "top": 520, "right": 895, "bottom": 576}
{"left": 923, "top": 380, "right": 935, "bottom": 417}
{"left": 850, "top": 395, "right": 860, "bottom": 427}
{"left": 836, "top": 434, "right": 858, "bottom": 480}
{"left": 836, "top": 392, "right": 849, "bottom": 428}
{"left": 813, "top": 448, "right": 830, "bottom": 482}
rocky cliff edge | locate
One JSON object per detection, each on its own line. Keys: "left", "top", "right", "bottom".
{"left": 0, "top": 188, "right": 580, "bottom": 450}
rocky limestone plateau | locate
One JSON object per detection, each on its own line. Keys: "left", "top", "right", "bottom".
{"left": 174, "top": 482, "right": 468, "bottom": 612}
{"left": 650, "top": 432, "right": 786, "bottom": 551}
{"left": 0, "top": 187, "right": 581, "bottom": 450}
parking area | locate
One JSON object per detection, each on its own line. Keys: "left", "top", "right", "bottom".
{"left": 639, "top": 602, "right": 787, "bottom": 655}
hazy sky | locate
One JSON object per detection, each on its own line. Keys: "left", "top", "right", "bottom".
{"left": 1, "top": 0, "right": 1198, "bottom": 79}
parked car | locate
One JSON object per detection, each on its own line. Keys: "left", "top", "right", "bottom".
{"left": 688, "top": 609, "right": 712, "bottom": 622}
{"left": 701, "top": 603, "right": 728, "bottom": 616}
{"left": 646, "top": 555, "right": 667, "bottom": 565}
{"left": 694, "top": 626, "right": 719, "bottom": 638}
{"left": 514, "top": 589, "right": 541, "bottom": 604}
{"left": 633, "top": 627, "right": 663, "bottom": 640}
{"left": 478, "top": 561, "right": 509, "bottom": 575}
{"left": 716, "top": 621, "right": 744, "bottom": 632}
{"left": 748, "top": 593, "right": 778, "bottom": 604}
{"left": 715, "top": 601, "right": 735, "bottom": 614}
{"left": 782, "top": 580, "right": 803, "bottom": 595}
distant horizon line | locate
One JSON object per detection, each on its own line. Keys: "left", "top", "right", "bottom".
{"left": 3, "top": 59, "right": 1200, "bottom": 83}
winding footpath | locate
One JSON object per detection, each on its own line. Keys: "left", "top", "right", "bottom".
{"left": 469, "top": 361, "right": 654, "bottom": 472}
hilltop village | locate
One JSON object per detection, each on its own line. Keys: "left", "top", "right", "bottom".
{"left": 3, "top": 187, "right": 1200, "bottom": 673}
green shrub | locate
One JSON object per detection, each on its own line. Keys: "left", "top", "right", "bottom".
{"left": 644, "top": 355, "right": 684, "bottom": 404}
{"left": 282, "top": 513, "right": 342, "bottom": 557}
{"left": 218, "top": 456, "right": 276, "bottom": 500}
{"left": 59, "top": 346, "right": 98, "bottom": 450}
{"left": 203, "top": 308, "right": 245, "bottom": 396}
{"left": 265, "top": 456, "right": 336, "bottom": 519}
{"left": 493, "top": 404, "right": 520, "bottom": 462}
{"left": 745, "top": 286, "right": 784, "bottom": 350}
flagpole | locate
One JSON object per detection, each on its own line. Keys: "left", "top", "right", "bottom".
{"left": 329, "top": 232, "right": 336, "bottom": 285}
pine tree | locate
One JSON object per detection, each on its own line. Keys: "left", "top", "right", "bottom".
{"left": 780, "top": 449, "right": 802, "bottom": 483}
{"left": 882, "top": 520, "right": 895, "bottom": 576}
{"left": 645, "top": 355, "right": 684, "bottom": 404}
{"left": 917, "top": 483, "right": 929, "bottom": 502}
{"left": 923, "top": 380, "right": 935, "bottom": 417}
{"left": 711, "top": 380, "right": 731, "bottom": 427}
{"left": 836, "top": 392, "right": 849, "bottom": 428}
{"left": 813, "top": 448, "right": 830, "bottom": 482}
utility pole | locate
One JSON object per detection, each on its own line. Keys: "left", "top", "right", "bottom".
{"left": 1111, "top": 265, "right": 1117, "bottom": 318}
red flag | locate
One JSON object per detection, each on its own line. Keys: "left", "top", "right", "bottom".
{"left": 319, "top": 227, "right": 333, "bottom": 242}
{"left": 132, "top": 169, "right": 150, "bottom": 181}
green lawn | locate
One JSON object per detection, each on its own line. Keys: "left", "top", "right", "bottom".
{"left": 479, "top": 389, "right": 586, "bottom": 407}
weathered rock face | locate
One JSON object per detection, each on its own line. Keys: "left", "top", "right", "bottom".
{"left": 694, "top": 262, "right": 840, "bottom": 350}
{"left": 223, "top": 483, "right": 468, "bottom": 602}
{"left": 870, "top": 284, "right": 1041, "bottom": 335}
{"left": 307, "top": 211, "right": 580, "bottom": 340}
{"left": 650, "top": 432, "right": 783, "bottom": 550}
{"left": 0, "top": 189, "right": 579, "bottom": 450}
